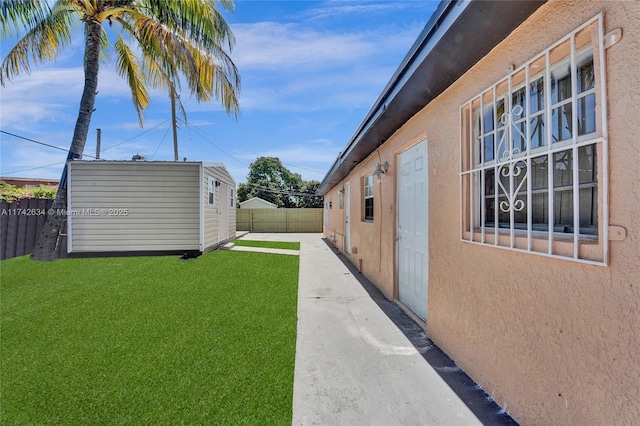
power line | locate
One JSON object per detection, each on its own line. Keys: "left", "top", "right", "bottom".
{"left": 0, "top": 130, "right": 97, "bottom": 159}
{"left": 150, "top": 124, "right": 172, "bottom": 159}
{"left": 182, "top": 121, "right": 323, "bottom": 176}
{"left": 185, "top": 123, "right": 249, "bottom": 168}
{"left": 101, "top": 119, "right": 170, "bottom": 153}
{"left": 0, "top": 161, "right": 66, "bottom": 176}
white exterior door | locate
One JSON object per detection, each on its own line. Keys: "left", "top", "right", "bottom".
{"left": 344, "top": 183, "right": 351, "bottom": 254}
{"left": 397, "top": 139, "right": 428, "bottom": 320}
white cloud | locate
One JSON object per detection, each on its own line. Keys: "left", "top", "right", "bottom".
{"left": 298, "top": 2, "right": 420, "bottom": 21}
{"left": 231, "top": 22, "right": 374, "bottom": 70}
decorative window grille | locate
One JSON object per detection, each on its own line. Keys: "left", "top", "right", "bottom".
{"left": 459, "top": 15, "right": 608, "bottom": 265}
{"left": 364, "top": 175, "right": 374, "bottom": 221}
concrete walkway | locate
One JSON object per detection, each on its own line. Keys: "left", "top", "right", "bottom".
{"left": 236, "top": 233, "right": 515, "bottom": 426}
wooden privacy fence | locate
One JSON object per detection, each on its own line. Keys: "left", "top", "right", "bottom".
{"left": 1, "top": 198, "right": 68, "bottom": 260}
{"left": 236, "top": 208, "right": 323, "bottom": 233}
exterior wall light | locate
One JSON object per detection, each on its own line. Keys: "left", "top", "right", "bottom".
{"left": 373, "top": 162, "right": 389, "bottom": 176}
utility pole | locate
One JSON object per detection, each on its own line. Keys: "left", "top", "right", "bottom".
{"left": 96, "top": 128, "right": 101, "bottom": 159}
{"left": 170, "top": 83, "right": 179, "bottom": 161}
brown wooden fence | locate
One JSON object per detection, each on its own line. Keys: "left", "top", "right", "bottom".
{"left": 1, "top": 198, "right": 68, "bottom": 260}
{"left": 236, "top": 208, "right": 323, "bottom": 233}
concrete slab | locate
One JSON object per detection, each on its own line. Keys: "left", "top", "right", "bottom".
{"left": 227, "top": 245, "right": 299, "bottom": 256}
{"left": 238, "top": 233, "right": 516, "bottom": 426}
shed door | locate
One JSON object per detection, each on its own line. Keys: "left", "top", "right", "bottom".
{"left": 219, "top": 183, "right": 229, "bottom": 240}
{"left": 397, "top": 139, "right": 428, "bottom": 321}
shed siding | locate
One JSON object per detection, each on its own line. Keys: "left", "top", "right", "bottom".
{"left": 68, "top": 162, "right": 200, "bottom": 252}
{"left": 202, "top": 164, "right": 235, "bottom": 249}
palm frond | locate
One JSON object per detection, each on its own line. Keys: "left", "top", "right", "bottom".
{"left": 0, "top": 2, "right": 75, "bottom": 85}
{"left": 114, "top": 35, "right": 149, "bottom": 126}
{"left": 0, "top": 0, "right": 51, "bottom": 38}
{"left": 120, "top": 5, "right": 240, "bottom": 117}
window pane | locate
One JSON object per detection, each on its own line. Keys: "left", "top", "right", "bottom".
{"left": 512, "top": 87, "right": 526, "bottom": 116}
{"left": 484, "top": 168, "right": 495, "bottom": 195}
{"left": 532, "top": 192, "right": 549, "bottom": 230}
{"left": 483, "top": 104, "right": 494, "bottom": 132}
{"left": 484, "top": 196, "right": 495, "bottom": 227}
{"left": 577, "top": 93, "right": 596, "bottom": 135}
{"left": 554, "top": 189, "right": 573, "bottom": 232}
{"left": 514, "top": 194, "right": 527, "bottom": 225}
{"left": 498, "top": 197, "right": 510, "bottom": 228}
{"left": 579, "top": 187, "right": 598, "bottom": 234}
{"left": 496, "top": 98, "right": 505, "bottom": 123}
{"left": 531, "top": 155, "right": 548, "bottom": 190}
{"left": 578, "top": 144, "right": 598, "bottom": 236}
{"left": 577, "top": 54, "right": 594, "bottom": 94}
{"left": 474, "top": 107, "right": 482, "bottom": 137}
{"left": 578, "top": 145, "right": 597, "bottom": 184}
{"left": 552, "top": 104, "right": 572, "bottom": 143}
{"left": 553, "top": 150, "right": 573, "bottom": 188}
{"left": 484, "top": 135, "right": 494, "bottom": 161}
{"left": 364, "top": 198, "right": 374, "bottom": 221}
{"left": 512, "top": 121, "right": 526, "bottom": 153}
{"left": 530, "top": 114, "right": 546, "bottom": 149}
{"left": 529, "top": 77, "right": 544, "bottom": 113}
{"left": 496, "top": 129, "right": 507, "bottom": 160}
{"left": 551, "top": 64, "right": 572, "bottom": 104}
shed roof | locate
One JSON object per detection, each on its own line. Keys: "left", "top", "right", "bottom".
{"left": 317, "top": 0, "right": 545, "bottom": 196}
{"left": 239, "top": 197, "right": 278, "bottom": 208}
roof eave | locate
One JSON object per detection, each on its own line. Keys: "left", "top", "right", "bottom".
{"left": 317, "top": 0, "right": 546, "bottom": 196}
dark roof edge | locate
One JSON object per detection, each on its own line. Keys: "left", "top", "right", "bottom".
{"left": 317, "top": 0, "right": 546, "bottom": 196}
{"left": 317, "top": 0, "right": 461, "bottom": 196}
{"left": 340, "top": 0, "right": 456, "bottom": 157}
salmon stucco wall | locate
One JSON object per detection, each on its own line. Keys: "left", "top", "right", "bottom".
{"left": 323, "top": 0, "right": 640, "bottom": 424}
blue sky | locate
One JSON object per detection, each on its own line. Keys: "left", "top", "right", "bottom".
{"left": 0, "top": 1, "right": 439, "bottom": 185}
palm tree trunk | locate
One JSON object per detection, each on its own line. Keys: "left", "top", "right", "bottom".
{"left": 31, "top": 19, "right": 102, "bottom": 261}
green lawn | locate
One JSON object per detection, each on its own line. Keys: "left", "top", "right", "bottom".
{"left": 0, "top": 251, "right": 299, "bottom": 425}
{"left": 233, "top": 240, "right": 300, "bottom": 251}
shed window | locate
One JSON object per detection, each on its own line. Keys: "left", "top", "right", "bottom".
{"left": 229, "top": 187, "right": 234, "bottom": 207}
{"left": 363, "top": 174, "right": 374, "bottom": 221}
{"left": 459, "top": 15, "right": 607, "bottom": 264}
{"left": 208, "top": 178, "right": 216, "bottom": 205}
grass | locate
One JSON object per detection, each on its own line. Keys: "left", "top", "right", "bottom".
{"left": 233, "top": 240, "right": 300, "bottom": 251}
{"left": 0, "top": 251, "right": 299, "bottom": 425}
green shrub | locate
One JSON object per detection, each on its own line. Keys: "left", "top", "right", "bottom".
{"left": 0, "top": 184, "right": 57, "bottom": 202}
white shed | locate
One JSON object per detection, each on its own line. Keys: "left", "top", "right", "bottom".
{"left": 67, "top": 160, "right": 236, "bottom": 255}
{"left": 239, "top": 197, "right": 277, "bottom": 209}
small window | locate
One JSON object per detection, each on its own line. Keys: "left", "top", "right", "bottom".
{"left": 339, "top": 190, "right": 344, "bottom": 209}
{"left": 229, "top": 187, "right": 234, "bottom": 207}
{"left": 363, "top": 175, "right": 374, "bottom": 221}
{"left": 208, "top": 178, "right": 216, "bottom": 205}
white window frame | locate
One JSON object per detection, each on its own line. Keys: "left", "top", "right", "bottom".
{"left": 363, "top": 174, "right": 374, "bottom": 222}
{"left": 459, "top": 14, "right": 608, "bottom": 265}
{"left": 208, "top": 177, "right": 216, "bottom": 206}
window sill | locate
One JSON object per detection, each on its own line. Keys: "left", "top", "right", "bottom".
{"left": 462, "top": 228, "right": 603, "bottom": 262}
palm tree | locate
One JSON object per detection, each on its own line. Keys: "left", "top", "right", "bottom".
{"left": 1, "top": 0, "right": 241, "bottom": 260}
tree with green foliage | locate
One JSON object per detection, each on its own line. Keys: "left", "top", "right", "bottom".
{"left": 237, "top": 157, "right": 323, "bottom": 208}
{"left": 297, "top": 180, "right": 323, "bottom": 208}
{"left": 1, "top": 0, "right": 240, "bottom": 260}
{"left": 237, "top": 157, "right": 302, "bottom": 208}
